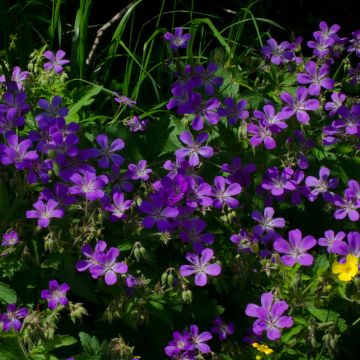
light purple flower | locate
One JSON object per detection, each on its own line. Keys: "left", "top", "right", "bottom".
{"left": 113, "top": 93, "right": 136, "bottom": 107}
{"left": 69, "top": 171, "right": 108, "bottom": 201}
{"left": 247, "top": 121, "right": 278, "bottom": 150}
{"left": 0, "top": 304, "right": 28, "bottom": 332}
{"left": 164, "top": 27, "right": 192, "bottom": 50}
{"left": 253, "top": 104, "right": 289, "bottom": 130}
{"left": 127, "top": 160, "right": 152, "bottom": 181}
{"left": 332, "top": 193, "right": 360, "bottom": 222}
{"left": 252, "top": 207, "right": 285, "bottom": 237}
{"left": 180, "top": 248, "right": 221, "bottom": 286}
{"left": 126, "top": 115, "right": 148, "bottom": 132}
{"left": 175, "top": 131, "right": 213, "bottom": 167}
{"left": 280, "top": 87, "right": 319, "bottom": 124}
{"left": 245, "top": 292, "right": 293, "bottom": 340}
{"left": 189, "top": 325, "right": 212, "bottom": 353}
{"left": 274, "top": 229, "right": 317, "bottom": 266}
{"left": 318, "top": 230, "right": 346, "bottom": 253}
{"left": 333, "top": 104, "right": 360, "bottom": 135}
{"left": 43, "top": 50, "right": 70, "bottom": 74}
{"left": 324, "top": 92, "right": 346, "bottom": 117}
{"left": 212, "top": 176, "right": 241, "bottom": 209}
{"left": 332, "top": 231, "right": 360, "bottom": 258}
{"left": 305, "top": 166, "right": 338, "bottom": 202}
{"left": 41, "top": 280, "right": 70, "bottom": 310}
{"left": 26, "top": 199, "right": 64, "bottom": 228}
{"left": 76, "top": 240, "right": 108, "bottom": 274}
{"left": 0, "top": 66, "right": 29, "bottom": 90}
{"left": 103, "top": 192, "right": 132, "bottom": 221}
{"left": 230, "top": 229, "right": 255, "bottom": 253}
{"left": 2, "top": 230, "right": 20, "bottom": 246}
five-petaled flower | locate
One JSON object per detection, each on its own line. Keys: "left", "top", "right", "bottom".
{"left": 43, "top": 50, "right": 70, "bottom": 74}
{"left": 332, "top": 254, "right": 358, "bottom": 282}
{"left": 41, "top": 280, "right": 70, "bottom": 310}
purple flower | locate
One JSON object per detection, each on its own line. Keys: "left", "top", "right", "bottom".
{"left": 191, "top": 97, "right": 220, "bottom": 130}
{"left": 41, "top": 280, "right": 70, "bottom": 310}
{"left": 36, "top": 96, "right": 68, "bottom": 125}
{"left": 189, "top": 325, "right": 212, "bottom": 353}
{"left": 280, "top": 87, "right": 319, "bottom": 124}
{"left": 95, "top": 134, "right": 125, "bottom": 168}
{"left": 26, "top": 199, "right": 64, "bottom": 228}
{"left": 212, "top": 176, "right": 241, "bottom": 209}
{"left": 318, "top": 230, "right": 346, "bottom": 253}
{"left": 261, "top": 167, "right": 296, "bottom": 197}
{"left": 253, "top": 104, "right": 289, "bottom": 130}
{"left": 324, "top": 92, "right": 346, "bottom": 117}
{"left": 305, "top": 166, "right": 338, "bottom": 202}
{"left": 230, "top": 229, "right": 255, "bottom": 253}
{"left": 218, "top": 97, "right": 249, "bottom": 125}
{"left": 245, "top": 292, "right": 293, "bottom": 340}
{"left": 211, "top": 317, "right": 234, "bottom": 341}
{"left": 221, "top": 157, "right": 256, "bottom": 188}
{"left": 76, "top": 240, "right": 107, "bottom": 274}
{"left": 140, "top": 192, "right": 179, "bottom": 232}
{"left": 297, "top": 61, "right": 335, "bottom": 95}
{"left": 332, "top": 231, "right": 360, "bottom": 258}
{"left": 2, "top": 230, "right": 19, "bottom": 246}
{"left": 164, "top": 27, "right": 192, "bottom": 50}
{"left": 43, "top": 50, "right": 70, "bottom": 74}
{"left": 274, "top": 229, "right": 317, "bottom": 266}
{"left": 333, "top": 104, "right": 360, "bottom": 135}
{"left": 0, "top": 66, "right": 29, "bottom": 90}
{"left": 192, "top": 63, "right": 223, "bottom": 96}
{"left": 332, "top": 191, "right": 360, "bottom": 222}
{"left": 347, "top": 30, "right": 360, "bottom": 56}
{"left": 127, "top": 160, "right": 152, "bottom": 181}
{"left": 165, "top": 330, "right": 194, "bottom": 358}
{"left": 175, "top": 131, "right": 213, "bottom": 167}
{"left": 348, "top": 63, "right": 360, "bottom": 86}
{"left": 180, "top": 248, "right": 221, "bottom": 286}
{"left": 113, "top": 93, "right": 136, "bottom": 107}
{"left": 247, "top": 121, "right": 278, "bottom": 150}
{"left": 90, "top": 247, "right": 128, "bottom": 285}
{"left": 0, "top": 304, "right": 28, "bottom": 332}
{"left": 126, "top": 115, "right": 148, "bottom": 132}
{"left": 167, "top": 84, "right": 200, "bottom": 114}
{"left": 69, "top": 171, "right": 108, "bottom": 201}
{"left": 261, "top": 38, "right": 294, "bottom": 65}
{"left": 252, "top": 207, "right": 285, "bottom": 237}
{"left": 103, "top": 192, "right": 132, "bottom": 221}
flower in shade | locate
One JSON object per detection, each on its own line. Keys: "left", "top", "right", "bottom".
{"left": 192, "top": 63, "right": 223, "bottom": 96}
{"left": 318, "top": 230, "right": 346, "bottom": 253}
{"left": 261, "top": 38, "right": 294, "bottom": 65}
{"left": 247, "top": 121, "right": 278, "bottom": 150}
{"left": 273, "top": 229, "right": 317, "bottom": 266}
{"left": 43, "top": 50, "right": 70, "bottom": 74}
{"left": 90, "top": 247, "right": 128, "bottom": 285}
{"left": 94, "top": 134, "right": 125, "bottom": 168}
{"left": 180, "top": 248, "right": 221, "bottom": 286}
{"left": 305, "top": 166, "right": 338, "bottom": 202}
{"left": 69, "top": 171, "right": 108, "bottom": 201}
{"left": 175, "top": 131, "right": 213, "bottom": 167}
{"left": 324, "top": 92, "right": 346, "bottom": 117}
{"left": 212, "top": 176, "right": 242, "bottom": 209}
{"left": 230, "top": 229, "right": 255, "bottom": 253}
{"left": 113, "top": 93, "right": 136, "bottom": 107}
{"left": 127, "top": 160, "right": 152, "bottom": 181}
{"left": 211, "top": 317, "right": 234, "bottom": 340}
{"left": 189, "top": 325, "right": 212, "bottom": 353}
{"left": 347, "top": 30, "right": 360, "bottom": 56}
{"left": 332, "top": 254, "right": 358, "bottom": 282}
{"left": 26, "top": 199, "right": 64, "bottom": 228}
{"left": 218, "top": 97, "right": 249, "bottom": 125}
{"left": 41, "top": 280, "right": 70, "bottom": 310}
{"left": 297, "top": 61, "right": 335, "bottom": 95}
{"left": 251, "top": 207, "right": 285, "bottom": 237}
{"left": 245, "top": 292, "right": 293, "bottom": 340}
{"left": 165, "top": 330, "right": 194, "bottom": 358}
{"left": 164, "top": 27, "right": 192, "bottom": 50}
{"left": 103, "top": 192, "right": 133, "bottom": 221}
{"left": 126, "top": 115, "right": 148, "bottom": 132}
{"left": 0, "top": 304, "right": 28, "bottom": 332}
{"left": 2, "top": 230, "right": 20, "bottom": 246}
{"left": 280, "top": 87, "right": 319, "bottom": 124}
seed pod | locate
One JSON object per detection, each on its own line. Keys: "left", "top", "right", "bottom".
{"left": 161, "top": 272, "right": 168, "bottom": 285}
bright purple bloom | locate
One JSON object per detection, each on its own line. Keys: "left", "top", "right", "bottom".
{"left": 313, "top": 21, "right": 340, "bottom": 41}
{"left": 261, "top": 38, "right": 294, "bottom": 65}
{"left": 245, "top": 292, "right": 293, "bottom": 340}
{"left": 230, "top": 229, "right": 255, "bottom": 253}
{"left": 95, "top": 134, "right": 125, "bottom": 168}
{"left": 332, "top": 231, "right": 360, "bottom": 258}
{"left": 333, "top": 104, "right": 360, "bottom": 135}
{"left": 103, "top": 192, "right": 132, "bottom": 221}
{"left": 0, "top": 66, "right": 29, "bottom": 90}
{"left": 0, "top": 304, "right": 28, "bottom": 332}
{"left": 26, "top": 199, "right": 64, "bottom": 228}
{"left": 252, "top": 207, "right": 285, "bottom": 237}
{"left": 247, "top": 121, "right": 278, "bottom": 150}
{"left": 212, "top": 176, "right": 241, "bottom": 209}
{"left": 218, "top": 97, "right": 249, "bottom": 125}
{"left": 253, "top": 104, "right": 289, "bottom": 130}
{"left": 76, "top": 240, "right": 107, "bottom": 274}
{"left": 274, "top": 229, "right": 317, "bottom": 266}
{"left": 165, "top": 330, "right": 194, "bottom": 357}
{"left": 113, "top": 93, "right": 136, "bottom": 107}
{"left": 189, "top": 325, "right": 212, "bottom": 353}
{"left": 140, "top": 193, "right": 179, "bottom": 232}
{"left": 164, "top": 27, "right": 192, "bottom": 50}
{"left": 69, "top": 171, "right": 108, "bottom": 201}
{"left": 211, "top": 317, "right": 234, "bottom": 341}
{"left": 318, "top": 230, "right": 346, "bottom": 253}
{"left": 305, "top": 166, "right": 338, "bottom": 202}
{"left": 175, "top": 131, "right": 213, "bottom": 167}
{"left": 41, "top": 280, "right": 70, "bottom": 310}
{"left": 191, "top": 97, "right": 220, "bottom": 130}
{"left": 90, "top": 247, "right": 128, "bottom": 285}
{"left": 324, "top": 92, "right": 346, "bottom": 117}
{"left": 180, "top": 248, "right": 221, "bottom": 286}
{"left": 297, "top": 61, "right": 334, "bottom": 95}
{"left": 2, "top": 230, "right": 20, "bottom": 246}
{"left": 332, "top": 182, "right": 360, "bottom": 221}
{"left": 261, "top": 167, "right": 296, "bottom": 197}
{"left": 127, "top": 160, "right": 152, "bottom": 181}
{"left": 280, "top": 87, "right": 319, "bottom": 124}
{"left": 43, "top": 50, "right": 70, "bottom": 73}
{"left": 347, "top": 30, "right": 360, "bottom": 56}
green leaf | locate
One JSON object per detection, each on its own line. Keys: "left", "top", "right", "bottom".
{"left": 281, "top": 325, "right": 303, "bottom": 343}
{"left": 44, "top": 335, "right": 77, "bottom": 351}
{"left": 0, "top": 282, "right": 17, "bottom": 304}
{"left": 79, "top": 332, "right": 100, "bottom": 355}
{"left": 0, "top": 333, "right": 27, "bottom": 360}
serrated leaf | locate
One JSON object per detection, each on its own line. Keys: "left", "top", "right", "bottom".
{"left": 79, "top": 332, "right": 100, "bottom": 355}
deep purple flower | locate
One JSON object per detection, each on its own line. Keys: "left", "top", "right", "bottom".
{"left": 164, "top": 27, "right": 192, "bottom": 50}
{"left": 297, "top": 61, "right": 335, "bottom": 95}
{"left": 191, "top": 97, "right": 220, "bottom": 130}
{"left": 186, "top": 178, "right": 214, "bottom": 208}
{"left": 192, "top": 63, "right": 223, "bottom": 96}
{"left": 167, "top": 84, "right": 200, "bottom": 114}
{"left": 0, "top": 304, "right": 28, "bottom": 332}
{"left": 305, "top": 166, "right": 338, "bottom": 202}
{"left": 140, "top": 193, "right": 179, "bottom": 232}
{"left": 175, "top": 131, "right": 213, "bottom": 167}
{"left": 211, "top": 317, "right": 234, "bottom": 341}
{"left": 230, "top": 229, "right": 255, "bottom": 253}
{"left": 261, "top": 167, "right": 296, "bottom": 197}
{"left": 347, "top": 30, "right": 360, "bottom": 56}
{"left": 313, "top": 21, "right": 340, "bottom": 41}
{"left": 26, "top": 199, "right": 64, "bottom": 228}
{"left": 247, "top": 121, "right": 278, "bottom": 150}
{"left": 318, "top": 230, "right": 346, "bottom": 253}
{"left": 113, "top": 93, "right": 136, "bottom": 107}
{"left": 307, "top": 34, "right": 335, "bottom": 58}
{"left": 261, "top": 38, "right": 294, "bottom": 65}
{"left": 348, "top": 63, "right": 360, "bottom": 86}
{"left": 221, "top": 156, "right": 256, "bottom": 188}
{"left": 280, "top": 87, "right": 319, "bottom": 124}
{"left": 333, "top": 104, "right": 360, "bottom": 135}
{"left": 332, "top": 231, "right": 360, "bottom": 258}
{"left": 90, "top": 247, "right": 128, "bottom": 285}
{"left": 126, "top": 115, "right": 148, "bottom": 132}
{"left": 40, "top": 183, "right": 77, "bottom": 208}
{"left": 212, "top": 176, "right": 241, "bottom": 209}
{"left": 218, "top": 97, "right": 249, "bottom": 125}
{"left": 36, "top": 96, "right": 68, "bottom": 125}
{"left": 180, "top": 248, "right": 221, "bottom": 286}
{"left": 252, "top": 207, "right": 285, "bottom": 237}
{"left": 103, "top": 192, "right": 132, "bottom": 221}
{"left": 2, "top": 230, "right": 20, "bottom": 246}
{"left": 43, "top": 50, "right": 70, "bottom": 73}
{"left": 41, "top": 280, "right": 70, "bottom": 310}
{"left": 189, "top": 325, "right": 212, "bottom": 353}
{"left": 95, "top": 134, "right": 125, "bottom": 168}
{"left": 69, "top": 171, "right": 108, "bottom": 201}
{"left": 324, "top": 92, "right": 346, "bottom": 117}
{"left": 274, "top": 229, "right": 317, "bottom": 266}
{"left": 245, "top": 292, "right": 293, "bottom": 340}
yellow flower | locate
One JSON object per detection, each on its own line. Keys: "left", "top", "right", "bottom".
{"left": 332, "top": 254, "right": 358, "bottom": 282}
{"left": 252, "top": 342, "right": 274, "bottom": 355}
